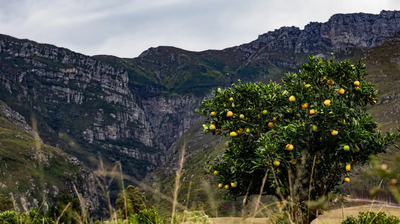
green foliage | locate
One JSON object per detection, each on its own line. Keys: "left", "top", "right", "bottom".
{"left": 115, "top": 185, "right": 150, "bottom": 219}
{"left": 45, "top": 194, "right": 81, "bottom": 224}
{"left": 341, "top": 211, "right": 400, "bottom": 224}
{"left": 128, "top": 208, "right": 162, "bottom": 224}
{"left": 199, "top": 56, "right": 400, "bottom": 223}
{"left": 0, "top": 210, "right": 19, "bottom": 224}
{"left": 0, "top": 194, "right": 13, "bottom": 213}
{"left": 25, "top": 208, "right": 54, "bottom": 224}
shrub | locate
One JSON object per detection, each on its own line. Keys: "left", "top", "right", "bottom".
{"left": 341, "top": 211, "right": 400, "bottom": 224}
{"left": 0, "top": 210, "right": 19, "bottom": 224}
{"left": 128, "top": 208, "right": 163, "bottom": 224}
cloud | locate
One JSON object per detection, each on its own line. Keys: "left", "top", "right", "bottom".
{"left": 0, "top": 0, "right": 399, "bottom": 57}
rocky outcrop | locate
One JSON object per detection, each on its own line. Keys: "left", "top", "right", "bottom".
{"left": 0, "top": 101, "right": 42, "bottom": 142}
{"left": 230, "top": 10, "right": 400, "bottom": 65}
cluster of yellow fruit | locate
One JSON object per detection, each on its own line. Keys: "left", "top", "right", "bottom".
{"left": 218, "top": 182, "right": 237, "bottom": 189}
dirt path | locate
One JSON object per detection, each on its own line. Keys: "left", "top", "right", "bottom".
{"left": 209, "top": 203, "right": 400, "bottom": 224}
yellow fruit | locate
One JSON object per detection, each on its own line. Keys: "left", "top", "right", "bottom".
{"left": 343, "top": 145, "right": 350, "bottom": 151}
{"left": 338, "top": 88, "right": 345, "bottom": 94}
{"left": 390, "top": 179, "right": 398, "bottom": 185}
{"left": 290, "top": 159, "right": 297, "bottom": 165}
{"left": 214, "top": 171, "right": 218, "bottom": 175}
{"left": 268, "top": 122, "right": 274, "bottom": 128}
{"left": 230, "top": 132, "right": 237, "bottom": 137}
{"left": 273, "top": 160, "right": 280, "bottom": 166}
{"left": 331, "top": 130, "right": 338, "bottom": 136}
{"left": 312, "top": 125, "right": 317, "bottom": 132}
{"left": 342, "top": 120, "right": 346, "bottom": 125}
{"left": 344, "top": 177, "right": 350, "bottom": 182}
{"left": 237, "top": 128, "right": 243, "bottom": 134}
{"left": 310, "top": 109, "right": 315, "bottom": 115}
{"left": 262, "top": 110, "right": 268, "bottom": 115}
{"left": 215, "top": 129, "right": 221, "bottom": 135}
{"left": 301, "top": 102, "right": 309, "bottom": 109}
{"left": 354, "top": 86, "right": 360, "bottom": 91}
{"left": 245, "top": 128, "right": 251, "bottom": 133}
{"left": 354, "top": 81, "right": 360, "bottom": 86}
{"left": 289, "top": 96, "right": 296, "bottom": 102}
{"left": 239, "top": 114, "right": 245, "bottom": 119}
{"left": 327, "top": 79, "right": 335, "bottom": 85}
{"left": 210, "top": 111, "right": 216, "bottom": 116}
{"left": 324, "top": 100, "right": 331, "bottom": 106}
{"left": 273, "top": 117, "right": 276, "bottom": 121}
{"left": 209, "top": 124, "right": 216, "bottom": 130}
{"left": 225, "top": 185, "right": 229, "bottom": 189}
{"left": 218, "top": 183, "right": 223, "bottom": 188}
{"left": 231, "top": 182, "right": 237, "bottom": 188}
{"left": 227, "top": 111, "right": 233, "bottom": 117}
{"left": 229, "top": 97, "right": 234, "bottom": 101}
{"left": 243, "top": 198, "right": 249, "bottom": 205}
{"left": 371, "top": 100, "right": 376, "bottom": 105}
{"left": 355, "top": 147, "right": 360, "bottom": 152}
{"left": 286, "top": 144, "right": 294, "bottom": 151}
{"left": 346, "top": 164, "right": 351, "bottom": 171}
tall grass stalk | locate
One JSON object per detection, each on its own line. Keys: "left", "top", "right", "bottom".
{"left": 171, "top": 140, "right": 186, "bottom": 224}
{"left": 55, "top": 202, "right": 71, "bottom": 224}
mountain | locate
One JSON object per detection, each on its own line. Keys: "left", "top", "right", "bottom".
{"left": 0, "top": 100, "right": 98, "bottom": 211}
{"left": 0, "top": 10, "right": 400, "bottom": 212}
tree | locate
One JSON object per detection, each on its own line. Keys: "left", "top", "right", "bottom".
{"left": 115, "top": 185, "right": 150, "bottom": 219}
{"left": 46, "top": 194, "right": 81, "bottom": 224}
{"left": 199, "top": 56, "right": 400, "bottom": 223}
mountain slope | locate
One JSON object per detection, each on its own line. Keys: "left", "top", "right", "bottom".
{"left": 0, "top": 101, "right": 98, "bottom": 211}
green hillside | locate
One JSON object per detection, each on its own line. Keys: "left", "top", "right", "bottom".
{"left": 0, "top": 101, "right": 97, "bottom": 210}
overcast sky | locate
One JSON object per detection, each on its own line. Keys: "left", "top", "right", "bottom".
{"left": 0, "top": 0, "right": 399, "bottom": 58}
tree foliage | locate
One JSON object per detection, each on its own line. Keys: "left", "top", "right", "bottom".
{"left": 46, "top": 194, "right": 81, "bottom": 224}
{"left": 199, "top": 56, "right": 400, "bottom": 223}
{"left": 115, "top": 185, "right": 150, "bottom": 219}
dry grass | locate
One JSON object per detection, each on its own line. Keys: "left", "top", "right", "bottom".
{"left": 208, "top": 204, "right": 400, "bottom": 224}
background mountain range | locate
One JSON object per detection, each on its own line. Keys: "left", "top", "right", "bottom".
{"left": 0, "top": 10, "right": 400, "bottom": 214}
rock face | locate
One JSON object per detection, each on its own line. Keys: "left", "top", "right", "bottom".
{"left": 0, "top": 101, "right": 42, "bottom": 142}
{"left": 230, "top": 10, "right": 400, "bottom": 67}
{"left": 0, "top": 10, "right": 399, "bottom": 207}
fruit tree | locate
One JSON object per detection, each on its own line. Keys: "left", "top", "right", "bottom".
{"left": 199, "top": 56, "right": 400, "bottom": 223}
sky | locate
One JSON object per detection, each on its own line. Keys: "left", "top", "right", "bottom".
{"left": 0, "top": 0, "right": 399, "bottom": 58}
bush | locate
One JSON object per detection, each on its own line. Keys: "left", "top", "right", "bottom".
{"left": 128, "top": 208, "right": 163, "bottom": 224}
{"left": 341, "top": 211, "right": 400, "bottom": 224}
{"left": 0, "top": 210, "right": 19, "bottom": 224}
